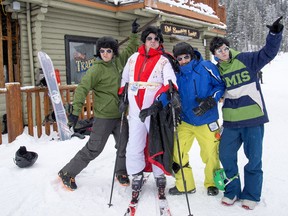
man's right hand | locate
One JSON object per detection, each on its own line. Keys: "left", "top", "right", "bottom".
{"left": 68, "top": 113, "right": 78, "bottom": 128}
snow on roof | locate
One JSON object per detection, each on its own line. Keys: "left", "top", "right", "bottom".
{"left": 107, "top": 0, "right": 218, "bottom": 19}
{"left": 158, "top": 0, "right": 217, "bottom": 18}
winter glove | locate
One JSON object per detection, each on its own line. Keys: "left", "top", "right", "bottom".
{"left": 68, "top": 113, "right": 78, "bottom": 129}
{"left": 139, "top": 101, "right": 163, "bottom": 122}
{"left": 119, "top": 83, "right": 129, "bottom": 113}
{"left": 119, "top": 94, "right": 129, "bottom": 113}
{"left": 170, "top": 91, "right": 181, "bottom": 109}
{"left": 169, "top": 91, "right": 182, "bottom": 126}
{"left": 131, "top": 18, "right": 140, "bottom": 33}
{"left": 266, "top": 16, "right": 284, "bottom": 33}
{"left": 192, "top": 96, "right": 216, "bottom": 116}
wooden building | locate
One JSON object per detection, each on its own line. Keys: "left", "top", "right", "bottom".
{"left": 0, "top": 0, "right": 226, "bottom": 140}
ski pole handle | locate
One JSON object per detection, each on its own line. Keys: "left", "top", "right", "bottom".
{"left": 168, "top": 79, "right": 173, "bottom": 94}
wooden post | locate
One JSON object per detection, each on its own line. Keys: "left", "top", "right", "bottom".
{"left": 27, "top": 92, "right": 34, "bottom": 136}
{"left": 0, "top": 12, "right": 4, "bottom": 88}
{"left": 35, "top": 91, "right": 42, "bottom": 138}
{"left": 6, "top": 83, "right": 23, "bottom": 143}
{"left": 7, "top": 14, "right": 13, "bottom": 83}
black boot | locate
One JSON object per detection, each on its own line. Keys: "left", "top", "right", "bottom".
{"left": 58, "top": 170, "right": 77, "bottom": 191}
{"left": 168, "top": 186, "right": 196, "bottom": 195}
{"left": 116, "top": 174, "right": 130, "bottom": 186}
{"left": 207, "top": 186, "right": 219, "bottom": 196}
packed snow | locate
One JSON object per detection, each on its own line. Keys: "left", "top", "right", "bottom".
{"left": 1, "top": 53, "right": 288, "bottom": 216}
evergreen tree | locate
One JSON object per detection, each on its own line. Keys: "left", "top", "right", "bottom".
{"left": 219, "top": 0, "right": 286, "bottom": 52}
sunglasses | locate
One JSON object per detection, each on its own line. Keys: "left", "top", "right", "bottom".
{"left": 215, "top": 46, "right": 229, "bottom": 54}
{"left": 176, "top": 55, "right": 191, "bottom": 62}
{"left": 99, "top": 49, "right": 113, "bottom": 54}
{"left": 146, "top": 36, "right": 160, "bottom": 42}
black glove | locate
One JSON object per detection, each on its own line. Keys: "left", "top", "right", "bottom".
{"left": 266, "top": 16, "right": 284, "bottom": 33}
{"left": 119, "top": 83, "right": 129, "bottom": 113}
{"left": 193, "top": 96, "right": 216, "bottom": 116}
{"left": 169, "top": 91, "right": 182, "bottom": 125}
{"left": 170, "top": 91, "right": 181, "bottom": 109}
{"left": 119, "top": 94, "right": 129, "bottom": 113}
{"left": 131, "top": 18, "right": 140, "bottom": 33}
{"left": 68, "top": 113, "right": 78, "bottom": 128}
{"left": 139, "top": 101, "right": 163, "bottom": 122}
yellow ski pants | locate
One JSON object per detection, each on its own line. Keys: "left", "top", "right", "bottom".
{"left": 173, "top": 122, "right": 220, "bottom": 191}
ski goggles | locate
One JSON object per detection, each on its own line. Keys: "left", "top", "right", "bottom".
{"left": 146, "top": 36, "right": 160, "bottom": 42}
{"left": 215, "top": 46, "right": 229, "bottom": 54}
{"left": 176, "top": 55, "right": 190, "bottom": 62}
{"left": 99, "top": 49, "right": 113, "bottom": 54}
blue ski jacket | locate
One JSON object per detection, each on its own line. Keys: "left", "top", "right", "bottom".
{"left": 176, "top": 50, "right": 225, "bottom": 126}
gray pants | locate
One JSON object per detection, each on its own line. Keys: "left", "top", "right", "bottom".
{"left": 61, "top": 117, "right": 128, "bottom": 177}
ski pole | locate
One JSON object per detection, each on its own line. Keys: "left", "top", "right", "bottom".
{"left": 168, "top": 80, "right": 193, "bottom": 216}
{"left": 118, "top": 14, "right": 161, "bottom": 46}
{"left": 108, "top": 82, "right": 129, "bottom": 207}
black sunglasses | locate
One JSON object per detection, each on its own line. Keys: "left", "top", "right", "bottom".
{"left": 176, "top": 55, "right": 191, "bottom": 62}
{"left": 146, "top": 36, "right": 160, "bottom": 42}
{"left": 99, "top": 49, "right": 113, "bottom": 54}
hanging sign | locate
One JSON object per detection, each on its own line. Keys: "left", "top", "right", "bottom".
{"left": 160, "top": 23, "right": 200, "bottom": 39}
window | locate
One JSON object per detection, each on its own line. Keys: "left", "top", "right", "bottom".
{"left": 64, "top": 35, "right": 98, "bottom": 84}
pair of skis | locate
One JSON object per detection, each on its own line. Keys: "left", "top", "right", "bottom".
{"left": 123, "top": 174, "right": 172, "bottom": 216}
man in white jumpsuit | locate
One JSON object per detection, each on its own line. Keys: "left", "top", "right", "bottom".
{"left": 120, "top": 26, "right": 177, "bottom": 197}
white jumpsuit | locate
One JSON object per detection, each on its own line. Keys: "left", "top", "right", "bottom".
{"left": 120, "top": 45, "right": 177, "bottom": 177}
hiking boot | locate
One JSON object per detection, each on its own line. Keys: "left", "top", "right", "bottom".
{"left": 221, "top": 196, "right": 237, "bottom": 206}
{"left": 207, "top": 186, "right": 219, "bottom": 196}
{"left": 156, "top": 175, "right": 166, "bottom": 199}
{"left": 58, "top": 170, "right": 77, "bottom": 191}
{"left": 116, "top": 174, "right": 130, "bottom": 186}
{"left": 132, "top": 173, "right": 144, "bottom": 191}
{"left": 242, "top": 199, "right": 257, "bottom": 210}
{"left": 168, "top": 186, "right": 196, "bottom": 195}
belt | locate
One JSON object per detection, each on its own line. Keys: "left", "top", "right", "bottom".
{"left": 129, "top": 81, "right": 161, "bottom": 90}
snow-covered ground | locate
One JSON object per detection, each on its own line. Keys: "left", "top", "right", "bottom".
{"left": 1, "top": 53, "right": 288, "bottom": 216}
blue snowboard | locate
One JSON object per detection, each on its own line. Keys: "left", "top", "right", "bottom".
{"left": 38, "top": 51, "right": 72, "bottom": 140}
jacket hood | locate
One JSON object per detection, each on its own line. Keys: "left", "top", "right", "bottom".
{"left": 229, "top": 48, "right": 241, "bottom": 59}
{"left": 179, "top": 50, "right": 203, "bottom": 74}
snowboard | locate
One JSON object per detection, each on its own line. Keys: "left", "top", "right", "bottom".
{"left": 37, "top": 51, "right": 73, "bottom": 141}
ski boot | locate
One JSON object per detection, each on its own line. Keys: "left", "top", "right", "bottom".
{"left": 132, "top": 173, "right": 144, "bottom": 191}
{"left": 131, "top": 173, "right": 144, "bottom": 202}
{"left": 58, "top": 170, "right": 77, "bottom": 191}
{"left": 156, "top": 175, "right": 166, "bottom": 199}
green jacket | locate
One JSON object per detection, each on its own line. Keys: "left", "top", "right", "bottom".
{"left": 72, "top": 33, "right": 139, "bottom": 118}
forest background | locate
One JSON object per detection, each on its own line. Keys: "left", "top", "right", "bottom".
{"left": 219, "top": 0, "right": 287, "bottom": 52}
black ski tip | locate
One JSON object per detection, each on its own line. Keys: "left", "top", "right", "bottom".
{"left": 71, "top": 132, "right": 85, "bottom": 139}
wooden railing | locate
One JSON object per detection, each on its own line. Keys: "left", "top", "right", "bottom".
{"left": 0, "top": 83, "right": 94, "bottom": 144}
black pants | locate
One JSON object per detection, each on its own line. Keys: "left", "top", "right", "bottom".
{"left": 61, "top": 117, "right": 128, "bottom": 177}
